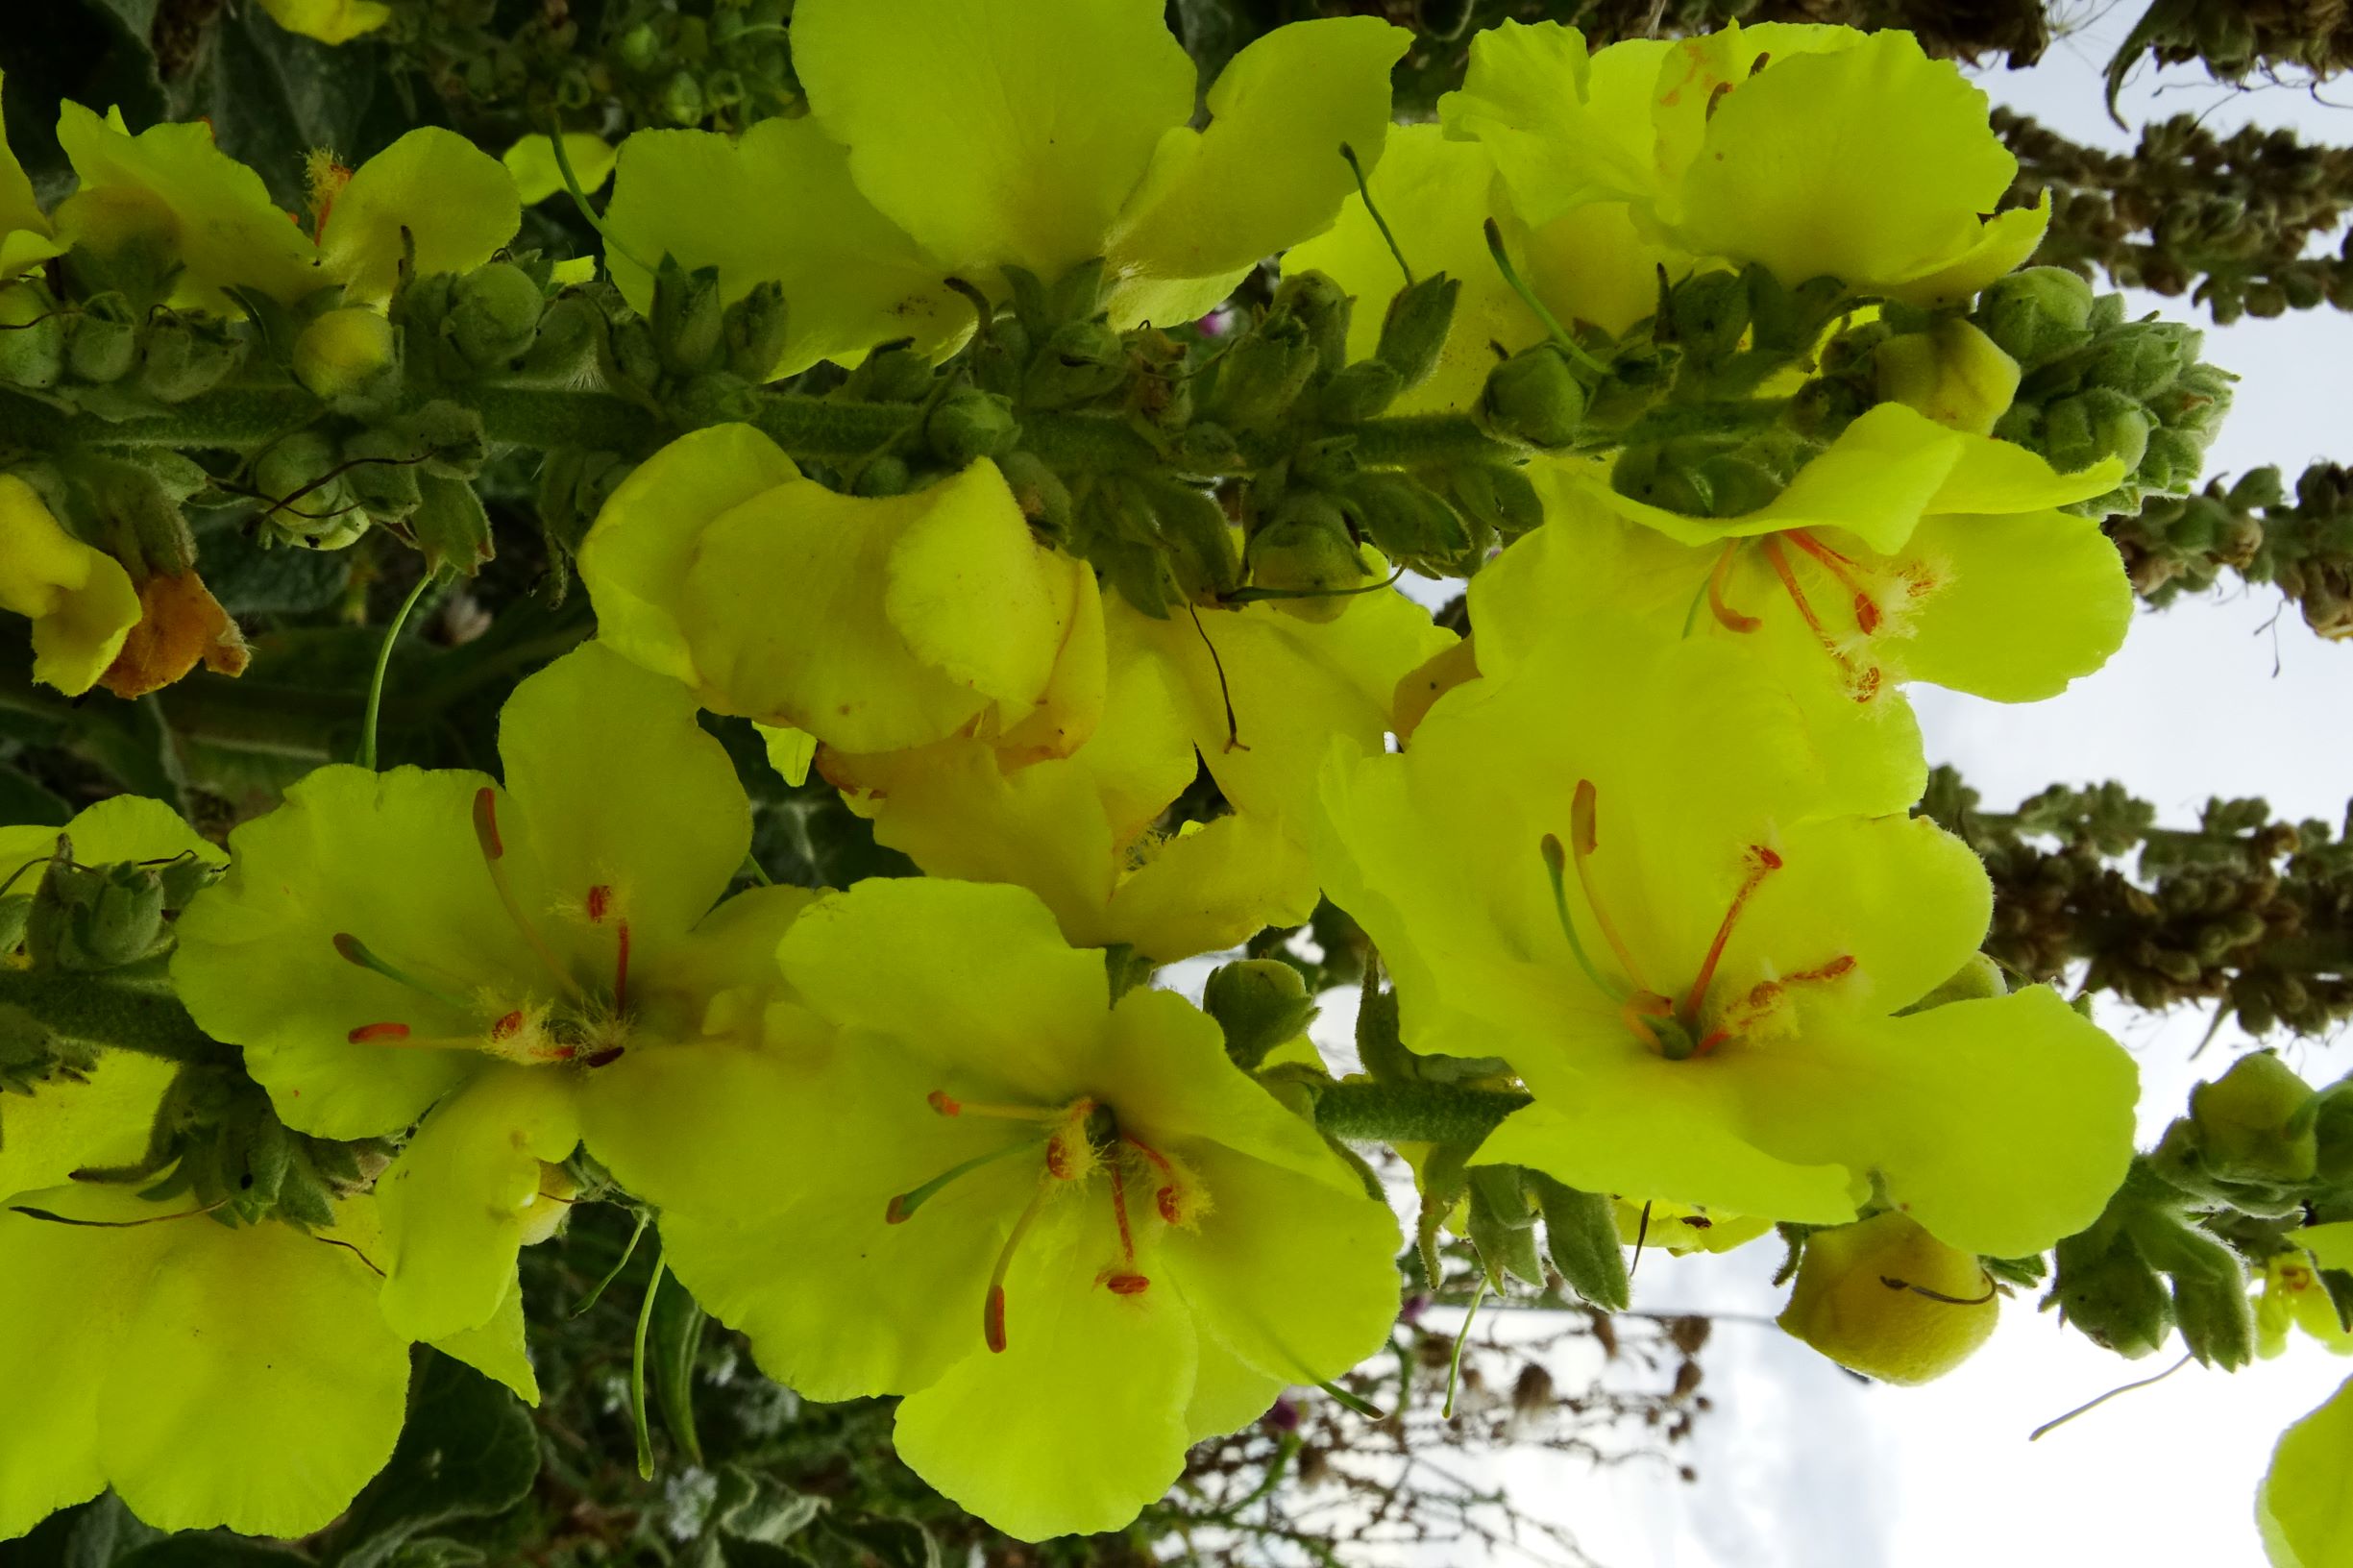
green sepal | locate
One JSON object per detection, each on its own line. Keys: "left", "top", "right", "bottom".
{"left": 1528, "top": 1171, "right": 1630, "bottom": 1311}
{"left": 1466, "top": 1164, "right": 1545, "bottom": 1289}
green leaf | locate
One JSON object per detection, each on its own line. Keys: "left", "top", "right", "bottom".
{"left": 328, "top": 1351, "right": 541, "bottom": 1568}
{"left": 6, "top": 1492, "right": 161, "bottom": 1568}
{"left": 708, "top": 1463, "right": 825, "bottom": 1550}
{"left": 819, "top": 1518, "right": 940, "bottom": 1568}
{"left": 116, "top": 1537, "right": 309, "bottom": 1568}
{"left": 191, "top": 516, "right": 353, "bottom": 618}
{"left": 1529, "top": 1171, "right": 1630, "bottom": 1311}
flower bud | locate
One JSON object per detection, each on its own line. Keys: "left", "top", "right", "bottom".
{"left": 1023, "top": 321, "right": 1127, "bottom": 409}
{"left": 0, "top": 282, "right": 64, "bottom": 389}
{"left": 1144, "top": 478, "right": 1240, "bottom": 603}
{"left": 1467, "top": 1164, "right": 1547, "bottom": 1288}
{"left": 2190, "top": 1050, "right": 2318, "bottom": 1184}
{"left": 1445, "top": 463, "right": 1543, "bottom": 542}
{"left": 723, "top": 280, "right": 790, "bottom": 381}
{"left": 1318, "top": 358, "right": 1402, "bottom": 423}
{"left": 1205, "top": 315, "right": 1319, "bottom": 428}
{"left": 1340, "top": 472, "right": 1469, "bottom": 574}
{"left": 1483, "top": 345, "right": 1586, "bottom": 449}
{"left": 1875, "top": 319, "right": 2022, "bottom": 437}
{"left": 44, "top": 860, "right": 168, "bottom": 971}
{"left": 1777, "top": 1212, "right": 1999, "bottom": 1384}
{"left": 1375, "top": 274, "right": 1460, "bottom": 393}
{"left": 64, "top": 297, "right": 136, "bottom": 386}
{"left": 1245, "top": 495, "right": 1365, "bottom": 623}
{"left": 293, "top": 307, "right": 400, "bottom": 407}
{"left": 255, "top": 430, "right": 363, "bottom": 549}
{"left": 446, "top": 261, "right": 545, "bottom": 370}
{"left": 2040, "top": 387, "right": 2154, "bottom": 478}
{"left": 1269, "top": 270, "right": 1352, "bottom": 380}
{"left": 1973, "top": 266, "right": 2096, "bottom": 367}
{"left": 1202, "top": 959, "right": 1317, "bottom": 1071}
{"left": 1664, "top": 268, "right": 1751, "bottom": 366}
{"left": 924, "top": 388, "right": 1018, "bottom": 466}
{"left": 1529, "top": 1173, "right": 1629, "bottom": 1311}
{"left": 840, "top": 343, "right": 935, "bottom": 404}
{"left": 651, "top": 254, "right": 724, "bottom": 376}
{"left": 995, "top": 450, "right": 1073, "bottom": 541}
{"left": 136, "top": 316, "right": 244, "bottom": 404}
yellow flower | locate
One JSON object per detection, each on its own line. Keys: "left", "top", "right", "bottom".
{"left": 0, "top": 475, "right": 140, "bottom": 698}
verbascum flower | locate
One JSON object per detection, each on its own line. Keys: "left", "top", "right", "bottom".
{"left": 0, "top": 474, "right": 140, "bottom": 698}
{"left": 255, "top": 0, "right": 391, "bottom": 44}
{"left": 55, "top": 106, "right": 517, "bottom": 307}
{"left": 576, "top": 424, "right": 1086, "bottom": 755}
{"left": 1314, "top": 594, "right": 2139, "bottom": 1260}
{"left": 583, "top": 878, "right": 1403, "bottom": 1541}
{"left": 603, "top": 0, "right": 1409, "bottom": 374}
{"left": 0, "top": 1184, "right": 412, "bottom": 1542}
{"left": 172, "top": 644, "right": 812, "bottom": 1357}
{"left": 2260, "top": 1374, "right": 2353, "bottom": 1568}
{"left": 0, "top": 74, "right": 61, "bottom": 280}
{"left": 2256, "top": 1222, "right": 2353, "bottom": 1360}
{"left": 1286, "top": 123, "right": 1688, "bottom": 416}
{"left": 1440, "top": 22, "right": 2049, "bottom": 306}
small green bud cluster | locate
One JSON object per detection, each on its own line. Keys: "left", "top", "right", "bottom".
{"left": 2114, "top": 462, "right": 2353, "bottom": 639}
{"left": 12, "top": 834, "right": 218, "bottom": 976}
{"left": 1974, "top": 269, "right": 2234, "bottom": 516}
{"left": 0, "top": 276, "right": 244, "bottom": 419}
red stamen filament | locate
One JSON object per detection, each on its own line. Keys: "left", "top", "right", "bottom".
{"left": 348, "top": 1021, "right": 411, "bottom": 1043}
{"left": 471, "top": 789, "right": 583, "bottom": 999}
{"left": 1109, "top": 1158, "right": 1138, "bottom": 1266}
{"left": 985, "top": 1178, "right": 1057, "bottom": 1354}
{"left": 927, "top": 1094, "right": 1063, "bottom": 1122}
{"left": 1785, "top": 529, "right": 1882, "bottom": 633}
{"left": 1680, "top": 846, "right": 1783, "bottom": 1022}
{"left": 1123, "top": 1135, "right": 1183, "bottom": 1223}
{"left": 1570, "top": 780, "right": 1653, "bottom": 992}
{"left": 1759, "top": 538, "right": 1847, "bottom": 661}
{"left": 1706, "top": 542, "right": 1761, "bottom": 633}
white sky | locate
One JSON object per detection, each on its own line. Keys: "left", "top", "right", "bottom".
{"left": 1251, "top": 8, "right": 2353, "bottom": 1563}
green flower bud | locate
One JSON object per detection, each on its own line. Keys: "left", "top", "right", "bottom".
{"left": 2041, "top": 387, "right": 2154, "bottom": 478}
{"left": 1143, "top": 478, "right": 1240, "bottom": 603}
{"left": 61, "top": 861, "right": 168, "bottom": 971}
{"left": 154, "top": 851, "right": 221, "bottom": 912}
{"left": 841, "top": 343, "right": 937, "bottom": 404}
{"left": 1528, "top": 1172, "right": 1630, "bottom": 1311}
{"left": 2055, "top": 1228, "right": 2171, "bottom": 1360}
{"left": 293, "top": 307, "right": 400, "bottom": 407}
{"left": 1466, "top": 1165, "right": 1547, "bottom": 1288}
{"left": 64, "top": 296, "right": 136, "bottom": 386}
{"left": 850, "top": 454, "right": 911, "bottom": 498}
{"left": 1875, "top": 319, "right": 2022, "bottom": 437}
{"left": 1448, "top": 463, "right": 1544, "bottom": 540}
{"left": 995, "top": 450, "right": 1073, "bottom": 541}
{"left": 1612, "top": 440, "right": 1785, "bottom": 520}
{"left": 2086, "top": 320, "right": 2200, "bottom": 402}
{"left": 1375, "top": 274, "right": 1460, "bottom": 393}
{"left": 1269, "top": 270, "right": 1352, "bottom": 378}
{"left": 723, "top": 280, "right": 790, "bottom": 381}
{"left": 0, "top": 282, "right": 65, "bottom": 389}
{"left": 136, "top": 316, "right": 243, "bottom": 404}
{"left": 924, "top": 388, "right": 1018, "bottom": 466}
{"left": 1973, "top": 266, "right": 2096, "bottom": 367}
{"left": 2190, "top": 1050, "right": 2318, "bottom": 1184}
{"left": 1778, "top": 1212, "right": 1998, "bottom": 1384}
{"left": 1483, "top": 345, "right": 1586, "bottom": 448}
{"left": 651, "top": 255, "right": 725, "bottom": 376}
{"left": 446, "top": 261, "right": 545, "bottom": 371}
{"left": 1318, "top": 358, "right": 1402, "bottom": 424}
{"left": 1201, "top": 959, "right": 1317, "bottom": 1072}
{"left": 615, "top": 20, "right": 663, "bottom": 70}
{"left": 1900, "top": 953, "right": 2008, "bottom": 1014}
{"left": 255, "top": 430, "right": 363, "bottom": 550}
{"left": 1022, "top": 320, "right": 1127, "bottom": 409}
{"left": 662, "top": 70, "right": 706, "bottom": 126}
{"left": 1341, "top": 471, "right": 1469, "bottom": 574}
{"left": 408, "top": 471, "right": 494, "bottom": 577}
{"left": 1247, "top": 494, "right": 1366, "bottom": 624}
{"left": 519, "top": 293, "right": 601, "bottom": 382}
{"left": 1204, "top": 315, "right": 1319, "bottom": 428}
{"left": 1664, "top": 268, "right": 1751, "bottom": 366}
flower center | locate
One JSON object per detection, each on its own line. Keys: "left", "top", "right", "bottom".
{"left": 1700, "top": 529, "right": 1938, "bottom": 704}
{"left": 331, "top": 788, "right": 634, "bottom": 1067}
{"left": 885, "top": 1090, "right": 1204, "bottom": 1354}
{"left": 1540, "top": 777, "right": 1852, "bottom": 1059}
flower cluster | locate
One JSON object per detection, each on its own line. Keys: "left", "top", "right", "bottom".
{"left": 0, "top": 0, "right": 2271, "bottom": 1554}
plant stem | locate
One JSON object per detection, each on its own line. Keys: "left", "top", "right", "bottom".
{"left": 356, "top": 570, "right": 439, "bottom": 771}
{"left": 1311, "top": 1080, "right": 1531, "bottom": 1146}
{"left": 0, "top": 962, "right": 230, "bottom": 1066}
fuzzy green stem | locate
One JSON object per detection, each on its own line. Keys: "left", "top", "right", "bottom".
{"left": 356, "top": 571, "right": 438, "bottom": 771}
{"left": 1311, "top": 1080, "right": 1531, "bottom": 1146}
{"left": 0, "top": 963, "right": 230, "bottom": 1066}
